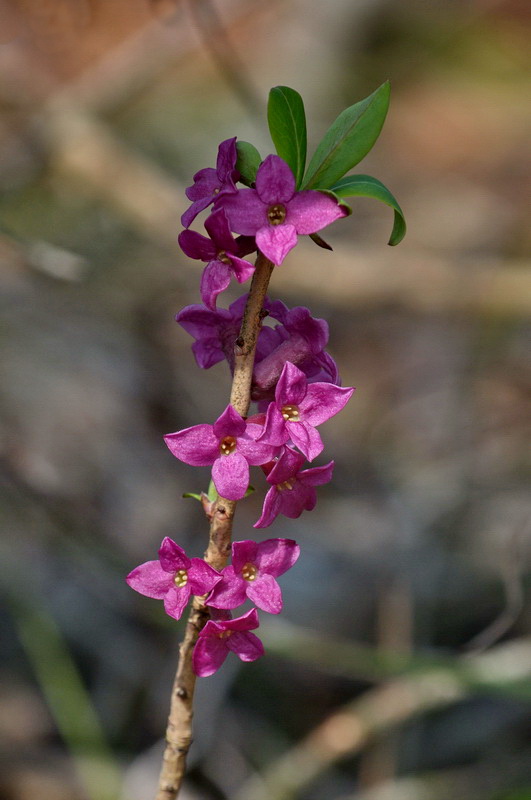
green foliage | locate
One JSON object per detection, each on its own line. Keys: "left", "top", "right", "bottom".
{"left": 267, "top": 86, "right": 307, "bottom": 188}
{"left": 330, "top": 173, "right": 406, "bottom": 245}
{"left": 302, "top": 81, "right": 391, "bottom": 190}
{"left": 235, "top": 141, "right": 262, "bottom": 187}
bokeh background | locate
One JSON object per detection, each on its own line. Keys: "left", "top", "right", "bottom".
{"left": 1, "top": 1, "right": 530, "bottom": 799}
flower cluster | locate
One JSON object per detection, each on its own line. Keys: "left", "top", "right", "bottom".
{"left": 127, "top": 135, "right": 355, "bottom": 677}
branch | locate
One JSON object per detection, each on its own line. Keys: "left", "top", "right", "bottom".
{"left": 234, "top": 636, "right": 531, "bottom": 800}
{"left": 155, "top": 252, "right": 275, "bottom": 800}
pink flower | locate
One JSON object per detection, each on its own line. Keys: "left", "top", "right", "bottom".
{"left": 181, "top": 137, "right": 239, "bottom": 228}
{"left": 254, "top": 446, "right": 334, "bottom": 528}
{"left": 192, "top": 608, "right": 264, "bottom": 677}
{"left": 178, "top": 208, "right": 255, "bottom": 310}
{"left": 218, "top": 154, "right": 346, "bottom": 265}
{"left": 126, "top": 537, "right": 221, "bottom": 621}
{"left": 207, "top": 538, "right": 300, "bottom": 615}
{"left": 258, "top": 361, "right": 354, "bottom": 461}
{"left": 164, "top": 405, "right": 277, "bottom": 501}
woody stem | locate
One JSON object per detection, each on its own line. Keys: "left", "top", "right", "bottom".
{"left": 154, "top": 252, "right": 275, "bottom": 800}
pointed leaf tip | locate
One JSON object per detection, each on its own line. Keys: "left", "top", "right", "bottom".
{"left": 303, "top": 82, "right": 391, "bottom": 191}
{"left": 267, "top": 85, "right": 307, "bottom": 188}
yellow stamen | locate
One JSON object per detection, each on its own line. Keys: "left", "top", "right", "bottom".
{"left": 219, "top": 435, "right": 237, "bottom": 455}
{"left": 174, "top": 569, "right": 188, "bottom": 587}
{"left": 267, "top": 204, "right": 287, "bottom": 225}
{"left": 241, "top": 562, "right": 258, "bottom": 582}
{"left": 281, "top": 404, "right": 300, "bottom": 421}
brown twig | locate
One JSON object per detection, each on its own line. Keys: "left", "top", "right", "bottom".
{"left": 155, "top": 252, "right": 275, "bottom": 800}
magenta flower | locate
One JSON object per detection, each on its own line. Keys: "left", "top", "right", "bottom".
{"left": 181, "top": 137, "right": 239, "bottom": 228}
{"left": 252, "top": 304, "right": 339, "bottom": 402}
{"left": 176, "top": 297, "right": 339, "bottom": 395}
{"left": 178, "top": 209, "right": 255, "bottom": 310}
{"left": 164, "top": 405, "right": 277, "bottom": 501}
{"left": 219, "top": 155, "right": 347, "bottom": 265}
{"left": 126, "top": 537, "right": 221, "bottom": 621}
{"left": 207, "top": 538, "right": 300, "bottom": 615}
{"left": 254, "top": 446, "right": 334, "bottom": 528}
{"left": 175, "top": 295, "right": 286, "bottom": 371}
{"left": 192, "top": 608, "right": 264, "bottom": 677}
{"left": 258, "top": 361, "right": 354, "bottom": 461}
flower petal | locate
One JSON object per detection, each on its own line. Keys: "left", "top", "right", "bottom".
{"left": 188, "top": 558, "right": 222, "bottom": 595}
{"left": 223, "top": 607, "right": 260, "bottom": 632}
{"left": 185, "top": 167, "right": 218, "bottom": 202}
{"left": 253, "top": 486, "right": 282, "bottom": 528}
{"left": 211, "top": 451, "right": 249, "bottom": 500}
{"left": 288, "top": 420, "right": 323, "bottom": 461}
{"left": 163, "top": 585, "right": 191, "bottom": 620}
{"left": 215, "top": 137, "right": 238, "bottom": 183}
{"left": 256, "top": 223, "right": 297, "bottom": 265}
{"left": 178, "top": 229, "right": 216, "bottom": 261}
{"left": 231, "top": 540, "right": 259, "bottom": 573}
{"left": 200, "top": 260, "right": 231, "bottom": 310}
{"left": 227, "top": 630, "right": 264, "bottom": 662}
{"left": 213, "top": 405, "right": 246, "bottom": 439}
{"left": 255, "top": 155, "right": 296, "bottom": 205}
{"left": 207, "top": 565, "right": 248, "bottom": 610}
{"left": 181, "top": 195, "right": 214, "bottom": 228}
{"left": 299, "top": 460, "right": 335, "bottom": 487}
{"left": 279, "top": 482, "right": 316, "bottom": 518}
{"left": 287, "top": 190, "right": 347, "bottom": 234}
{"left": 275, "top": 361, "right": 308, "bottom": 407}
{"left": 299, "top": 383, "right": 354, "bottom": 426}
{"left": 204, "top": 207, "right": 235, "bottom": 251}
{"left": 192, "top": 634, "right": 228, "bottom": 677}
{"left": 246, "top": 573, "right": 283, "bottom": 614}
{"left": 227, "top": 254, "right": 255, "bottom": 284}
{"left": 237, "top": 431, "right": 277, "bottom": 466}
{"left": 220, "top": 190, "right": 267, "bottom": 235}
{"left": 126, "top": 560, "right": 174, "bottom": 599}
{"left": 158, "top": 537, "right": 191, "bottom": 573}
{"left": 257, "top": 403, "right": 289, "bottom": 448}
{"left": 255, "top": 538, "right": 300, "bottom": 576}
{"left": 266, "top": 446, "right": 305, "bottom": 486}
{"left": 164, "top": 424, "right": 219, "bottom": 466}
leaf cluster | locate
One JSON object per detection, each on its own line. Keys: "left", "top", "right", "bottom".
{"left": 236, "top": 82, "right": 406, "bottom": 246}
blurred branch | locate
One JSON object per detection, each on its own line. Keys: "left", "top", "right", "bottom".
{"left": 235, "top": 625, "right": 531, "bottom": 800}
{"left": 464, "top": 523, "right": 527, "bottom": 654}
{"left": 338, "top": 752, "right": 531, "bottom": 800}
{"left": 187, "top": 0, "right": 263, "bottom": 119}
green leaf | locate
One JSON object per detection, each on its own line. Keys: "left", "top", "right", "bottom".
{"left": 206, "top": 480, "right": 218, "bottom": 503}
{"left": 235, "top": 141, "right": 262, "bottom": 187}
{"left": 303, "top": 81, "right": 390, "bottom": 190}
{"left": 330, "top": 174, "right": 406, "bottom": 245}
{"left": 244, "top": 485, "right": 255, "bottom": 498}
{"left": 182, "top": 491, "right": 203, "bottom": 502}
{"left": 267, "top": 86, "right": 307, "bottom": 188}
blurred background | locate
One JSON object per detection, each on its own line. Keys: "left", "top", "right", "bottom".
{"left": 1, "top": 1, "right": 530, "bottom": 799}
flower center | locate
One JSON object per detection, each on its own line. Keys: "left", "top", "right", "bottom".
{"left": 218, "top": 630, "right": 232, "bottom": 639}
{"left": 174, "top": 569, "right": 188, "bottom": 587}
{"left": 217, "top": 250, "right": 231, "bottom": 265}
{"left": 267, "top": 203, "right": 287, "bottom": 226}
{"left": 241, "top": 562, "right": 258, "bottom": 581}
{"left": 277, "top": 480, "right": 294, "bottom": 492}
{"left": 219, "top": 435, "right": 237, "bottom": 455}
{"left": 212, "top": 187, "right": 220, "bottom": 195}
{"left": 281, "top": 404, "right": 300, "bottom": 421}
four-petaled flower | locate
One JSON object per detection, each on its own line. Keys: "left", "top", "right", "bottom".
{"left": 182, "top": 137, "right": 239, "bottom": 228}
{"left": 192, "top": 608, "right": 264, "bottom": 677}
{"left": 219, "top": 154, "right": 347, "bottom": 265}
{"left": 164, "top": 405, "right": 277, "bottom": 500}
{"left": 258, "top": 361, "right": 354, "bottom": 461}
{"left": 178, "top": 208, "right": 256, "bottom": 310}
{"left": 255, "top": 446, "right": 334, "bottom": 528}
{"left": 208, "top": 538, "right": 300, "bottom": 614}
{"left": 126, "top": 537, "right": 221, "bottom": 620}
